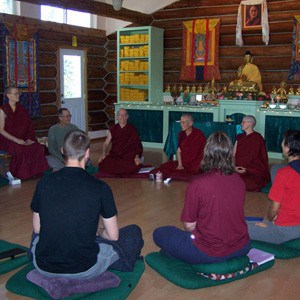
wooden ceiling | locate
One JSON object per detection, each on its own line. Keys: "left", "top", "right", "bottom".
{"left": 18, "top": 0, "right": 153, "bottom": 25}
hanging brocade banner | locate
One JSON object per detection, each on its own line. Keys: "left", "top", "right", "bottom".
{"left": 2, "top": 23, "right": 40, "bottom": 118}
{"left": 180, "top": 18, "right": 221, "bottom": 81}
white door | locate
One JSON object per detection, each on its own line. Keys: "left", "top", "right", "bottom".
{"left": 59, "top": 48, "right": 87, "bottom": 131}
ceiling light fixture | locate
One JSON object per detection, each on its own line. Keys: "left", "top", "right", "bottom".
{"left": 112, "top": 0, "right": 123, "bottom": 11}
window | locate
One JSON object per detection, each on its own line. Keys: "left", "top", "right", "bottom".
{"left": 41, "top": 5, "right": 91, "bottom": 28}
{"left": 41, "top": 5, "right": 64, "bottom": 23}
{"left": 67, "top": 9, "right": 91, "bottom": 28}
{"left": 0, "top": 0, "right": 13, "bottom": 14}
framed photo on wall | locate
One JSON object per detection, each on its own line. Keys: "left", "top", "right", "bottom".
{"left": 243, "top": 4, "right": 263, "bottom": 30}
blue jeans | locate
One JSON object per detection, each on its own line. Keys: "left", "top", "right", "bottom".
{"left": 153, "top": 226, "right": 251, "bottom": 264}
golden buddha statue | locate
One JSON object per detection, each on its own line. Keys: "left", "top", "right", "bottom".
{"left": 296, "top": 86, "right": 300, "bottom": 95}
{"left": 204, "top": 83, "right": 210, "bottom": 93}
{"left": 222, "top": 85, "right": 228, "bottom": 93}
{"left": 207, "top": 78, "right": 218, "bottom": 100}
{"left": 191, "top": 84, "right": 196, "bottom": 93}
{"left": 275, "top": 81, "right": 288, "bottom": 103}
{"left": 178, "top": 84, "right": 183, "bottom": 92}
{"left": 184, "top": 85, "right": 190, "bottom": 93}
{"left": 288, "top": 86, "right": 295, "bottom": 95}
{"left": 196, "top": 84, "right": 203, "bottom": 93}
{"left": 172, "top": 84, "right": 177, "bottom": 92}
{"left": 165, "top": 84, "right": 171, "bottom": 93}
{"left": 210, "top": 78, "right": 217, "bottom": 95}
{"left": 271, "top": 86, "right": 277, "bottom": 95}
{"left": 229, "top": 50, "right": 262, "bottom": 93}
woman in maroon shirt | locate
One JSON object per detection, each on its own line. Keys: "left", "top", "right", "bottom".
{"left": 153, "top": 131, "right": 250, "bottom": 264}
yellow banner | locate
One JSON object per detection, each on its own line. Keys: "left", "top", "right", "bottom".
{"left": 183, "top": 19, "right": 220, "bottom": 34}
{"left": 184, "top": 19, "right": 220, "bottom": 66}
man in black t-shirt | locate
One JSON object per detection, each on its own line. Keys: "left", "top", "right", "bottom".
{"left": 30, "top": 130, "right": 143, "bottom": 279}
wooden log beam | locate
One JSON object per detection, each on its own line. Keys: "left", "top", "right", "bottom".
{"left": 0, "top": 13, "right": 106, "bottom": 38}
{"left": 163, "top": 21, "right": 293, "bottom": 39}
{"left": 163, "top": 0, "right": 285, "bottom": 9}
{"left": 18, "top": 0, "right": 153, "bottom": 25}
{"left": 164, "top": 45, "right": 292, "bottom": 60}
{"left": 153, "top": 0, "right": 300, "bottom": 20}
{"left": 153, "top": 11, "right": 299, "bottom": 27}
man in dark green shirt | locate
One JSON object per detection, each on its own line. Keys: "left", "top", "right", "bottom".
{"left": 47, "top": 108, "right": 78, "bottom": 170}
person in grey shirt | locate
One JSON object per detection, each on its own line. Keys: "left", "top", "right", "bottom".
{"left": 47, "top": 108, "right": 78, "bottom": 170}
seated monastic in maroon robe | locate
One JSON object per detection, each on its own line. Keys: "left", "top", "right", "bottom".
{"left": 0, "top": 103, "right": 49, "bottom": 180}
{"left": 154, "top": 127, "right": 206, "bottom": 180}
{"left": 235, "top": 131, "right": 270, "bottom": 191}
{"left": 98, "top": 123, "right": 143, "bottom": 175}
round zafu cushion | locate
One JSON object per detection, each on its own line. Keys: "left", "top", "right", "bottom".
{"left": 190, "top": 256, "right": 250, "bottom": 274}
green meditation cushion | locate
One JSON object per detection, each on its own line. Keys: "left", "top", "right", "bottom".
{"left": 190, "top": 255, "right": 250, "bottom": 274}
{"left": 251, "top": 238, "right": 300, "bottom": 259}
{"left": 145, "top": 252, "right": 274, "bottom": 289}
{"left": 0, "top": 240, "right": 29, "bottom": 275}
{"left": 5, "top": 260, "right": 145, "bottom": 300}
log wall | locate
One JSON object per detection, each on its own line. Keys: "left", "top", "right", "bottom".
{"left": 150, "top": 0, "right": 300, "bottom": 93}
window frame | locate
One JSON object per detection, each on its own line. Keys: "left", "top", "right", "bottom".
{"left": 40, "top": 4, "right": 93, "bottom": 28}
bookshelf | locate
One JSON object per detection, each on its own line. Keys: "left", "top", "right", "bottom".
{"left": 117, "top": 26, "right": 164, "bottom": 104}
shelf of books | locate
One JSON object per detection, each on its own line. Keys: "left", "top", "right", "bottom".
{"left": 117, "top": 26, "right": 164, "bottom": 104}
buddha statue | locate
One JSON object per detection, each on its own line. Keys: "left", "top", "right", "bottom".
{"left": 222, "top": 85, "right": 228, "bottom": 94}
{"left": 165, "top": 84, "right": 171, "bottom": 93}
{"left": 196, "top": 84, "right": 203, "bottom": 93}
{"left": 210, "top": 78, "right": 217, "bottom": 95}
{"left": 207, "top": 78, "right": 218, "bottom": 100}
{"left": 229, "top": 50, "right": 262, "bottom": 93}
{"left": 172, "top": 84, "right": 177, "bottom": 92}
{"left": 178, "top": 84, "right": 183, "bottom": 92}
{"left": 191, "top": 84, "right": 196, "bottom": 93}
{"left": 288, "top": 86, "right": 295, "bottom": 95}
{"left": 184, "top": 85, "right": 190, "bottom": 93}
{"left": 204, "top": 83, "right": 210, "bottom": 93}
{"left": 275, "top": 81, "right": 288, "bottom": 103}
{"left": 296, "top": 86, "right": 300, "bottom": 95}
{"left": 271, "top": 86, "right": 277, "bottom": 95}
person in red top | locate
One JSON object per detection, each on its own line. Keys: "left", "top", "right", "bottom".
{"left": 234, "top": 115, "right": 270, "bottom": 191}
{"left": 97, "top": 108, "right": 143, "bottom": 175}
{"left": 153, "top": 131, "right": 250, "bottom": 264}
{"left": 153, "top": 113, "right": 206, "bottom": 180}
{"left": 0, "top": 87, "right": 48, "bottom": 179}
{"left": 247, "top": 130, "right": 300, "bottom": 244}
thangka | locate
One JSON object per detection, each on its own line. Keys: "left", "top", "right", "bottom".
{"left": 180, "top": 19, "right": 221, "bottom": 81}
{"left": 288, "top": 16, "right": 300, "bottom": 81}
{"left": 2, "top": 23, "right": 40, "bottom": 118}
